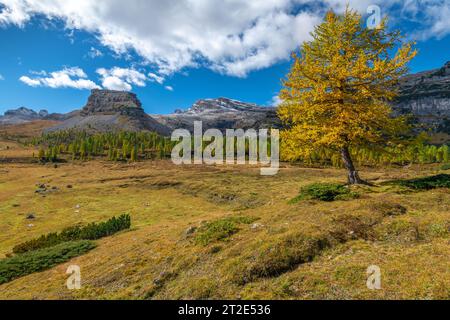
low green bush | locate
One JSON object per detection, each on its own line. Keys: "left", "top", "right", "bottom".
{"left": 0, "top": 241, "right": 96, "bottom": 285}
{"left": 13, "top": 214, "right": 131, "bottom": 254}
{"left": 194, "top": 216, "right": 257, "bottom": 246}
{"left": 290, "top": 183, "right": 359, "bottom": 203}
{"left": 394, "top": 174, "right": 450, "bottom": 190}
{"left": 441, "top": 163, "right": 450, "bottom": 170}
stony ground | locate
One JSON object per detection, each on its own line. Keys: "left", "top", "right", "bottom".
{"left": 0, "top": 139, "right": 449, "bottom": 300}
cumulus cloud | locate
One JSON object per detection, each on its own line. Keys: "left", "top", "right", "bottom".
{"left": 1, "top": 0, "right": 448, "bottom": 77}
{"left": 19, "top": 67, "right": 100, "bottom": 90}
{"left": 97, "top": 67, "right": 147, "bottom": 91}
{"left": 0, "top": 0, "right": 321, "bottom": 77}
{"left": 400, "top": 0, "right": 450, "bottom": 40}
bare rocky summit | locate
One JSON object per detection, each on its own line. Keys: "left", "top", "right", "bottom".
{"left": 0, "top": 107, "right": 47, "bottom": 125}
{"left": 0, "top": 107, "right": 74, "bottom": 125}
{"left": 45, "top": 89, "right": 171, "bottom": 135}
{"left": 153, "top": 97, "right": 281, "bottom": 133}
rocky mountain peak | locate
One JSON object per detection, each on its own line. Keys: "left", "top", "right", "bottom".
{"left": 81, "top": 89, "right": 143, "bottom": 116}
{"left": 186, "top": 97, "right": 267, "bottom": 114}
{"left": 5, "top": 107, "right": 39, "bottom": 117}
{"left": 38, "top": 110, "right": 49, "bottom": 118}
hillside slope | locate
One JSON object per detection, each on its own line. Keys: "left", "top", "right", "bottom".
{"left": 0, "top": 158, "right": 448, "bottom": 300}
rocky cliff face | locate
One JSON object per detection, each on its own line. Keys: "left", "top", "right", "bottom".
{"left": 396, "top": 61, "right": 450, "bottom": 133}
{"left": 81, "top": 89, "right": 143, "bottom": 115}
{"left": 46, "top": 89, "right": 170, "bottom": 135}
{"left": 153, "top": 97, "right": 281, "bottom": 133}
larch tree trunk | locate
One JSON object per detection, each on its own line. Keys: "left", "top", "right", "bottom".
{"left": 341, "top": 147, "right": 365, "bottom": 185}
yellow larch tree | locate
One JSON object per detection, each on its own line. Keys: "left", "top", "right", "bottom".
{"left": 278, "top": 8, "right": 416, "bottom": 184}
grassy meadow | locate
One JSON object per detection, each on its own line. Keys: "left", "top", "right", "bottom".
{"left": 0, "top": 134, "right": 449, "bottom": 300}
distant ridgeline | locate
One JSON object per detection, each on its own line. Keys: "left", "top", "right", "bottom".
{"left": 30, "top": 129, "right": 449, "bottom": 167}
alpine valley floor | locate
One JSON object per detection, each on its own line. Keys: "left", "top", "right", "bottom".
{"left": 0, "top": 138, "right": 449, "bottom": 300}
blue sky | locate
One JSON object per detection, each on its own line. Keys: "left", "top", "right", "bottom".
{"left": 0, "top": 0, "right": 449, "bottom": 115}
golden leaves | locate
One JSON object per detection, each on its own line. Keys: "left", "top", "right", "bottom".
{"left": 277, "top": 7, "right": 416, "bottom": 155}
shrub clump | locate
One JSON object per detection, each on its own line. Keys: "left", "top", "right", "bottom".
{"left": 13, "top": 214, "right": 131, "bottom": 254}
{"left": 0, "top": 240, "right": 96, "bottom": 285}
{"left": 394, "top": 174, "right": 450, "bottom": 190}
{"left": 194, "top": 216, "right": 257, "bottom": 246}
{"left": 290, "top": 183, "right": 359, "bottom": 203}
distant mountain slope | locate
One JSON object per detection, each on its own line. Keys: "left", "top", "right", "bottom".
{"left": 0, "top": 106, "right": 75, "bottom": 126}
{"left": 153, "top": 97, "right": 281, "bottom": 132}
{"left": 45, "top": 90, "right": 171, "bottom": 135}
{"left": 396, "top": 61, "right": 450, "bottom": 134}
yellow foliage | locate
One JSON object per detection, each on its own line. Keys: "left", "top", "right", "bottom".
{"left": 278, "top": 8, "right": 417, "bottom": 162}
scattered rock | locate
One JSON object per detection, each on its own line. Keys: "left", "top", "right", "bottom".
{"left": 26, "top": 213, "right": 36, "bottom": 220}
{"left": 27, "top": 224, "right": 34, "bottom": 228}
{"left": 251, "top": 223, "right": 264, "bottom": 230}
{"left": 67, "top": 185, "right": 73, "bottom": 189}
{"left": 185, "top": 226, "right": 197, "bottom": 236}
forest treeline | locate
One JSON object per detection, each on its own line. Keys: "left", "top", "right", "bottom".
{"left": 30, "top": 129, "right": 449, "bottom": 167}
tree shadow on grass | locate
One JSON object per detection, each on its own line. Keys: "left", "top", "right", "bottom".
{"left": 382, "top": 174, "right": 450, "bottom": 191}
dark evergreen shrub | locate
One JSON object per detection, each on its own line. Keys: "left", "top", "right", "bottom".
{"left": 13, "top": 214, "right": 131, "bottom": 254}
{"left": 0, "top": 241, "right": 96, "bottom": 285}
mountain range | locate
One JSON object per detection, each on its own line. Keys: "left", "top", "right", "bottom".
{"left": 0, "top": 61, "right": 449, "bottom": 138}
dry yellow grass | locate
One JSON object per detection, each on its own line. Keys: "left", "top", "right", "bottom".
{"left": 0, "top": 120, "right": 60, "bottom": 138}
{"left": 0, "top": 141, "right": 449, "bottom": 300}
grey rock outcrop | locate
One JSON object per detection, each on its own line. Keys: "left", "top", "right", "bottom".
{"left": 396, "top": 61, "right": 450, "bottom": 133}
{"left": 46, "top": 89, "right": 171, "bottom": 135}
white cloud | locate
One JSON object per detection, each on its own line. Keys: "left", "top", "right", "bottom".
{"left": 97, "top": 67, "right": 146, "bottom": 91}
{"left": 0, "top": 73, "right": 4, "bottom": 80}
{"left": 148, "top": 72, "right": 165, "bottom": 84}
{"left": 1, "top": 1, "right": 448, "bottom": 78}
{"left": 100, "top": 76, "right": 131, "bottom": 91}
{"left": 87, "top": 47, "right": 103, "bottom": 59}
{"left": 270, "top": 95, "right": 282, "bottom": 107}
{"left": 19, "top": 76, "right": 40, "bottom": 87}
{"left": 19, "top": 67, "right": 100, "bottom": 89}
{"left": 165, "top": 85, "right": 174, "bottom": 92}
{"left": 401, "top": 0, "right": 450, "bottom": 40}
{"left": 0, "top": 0, "right": 322, "bottom": 77}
